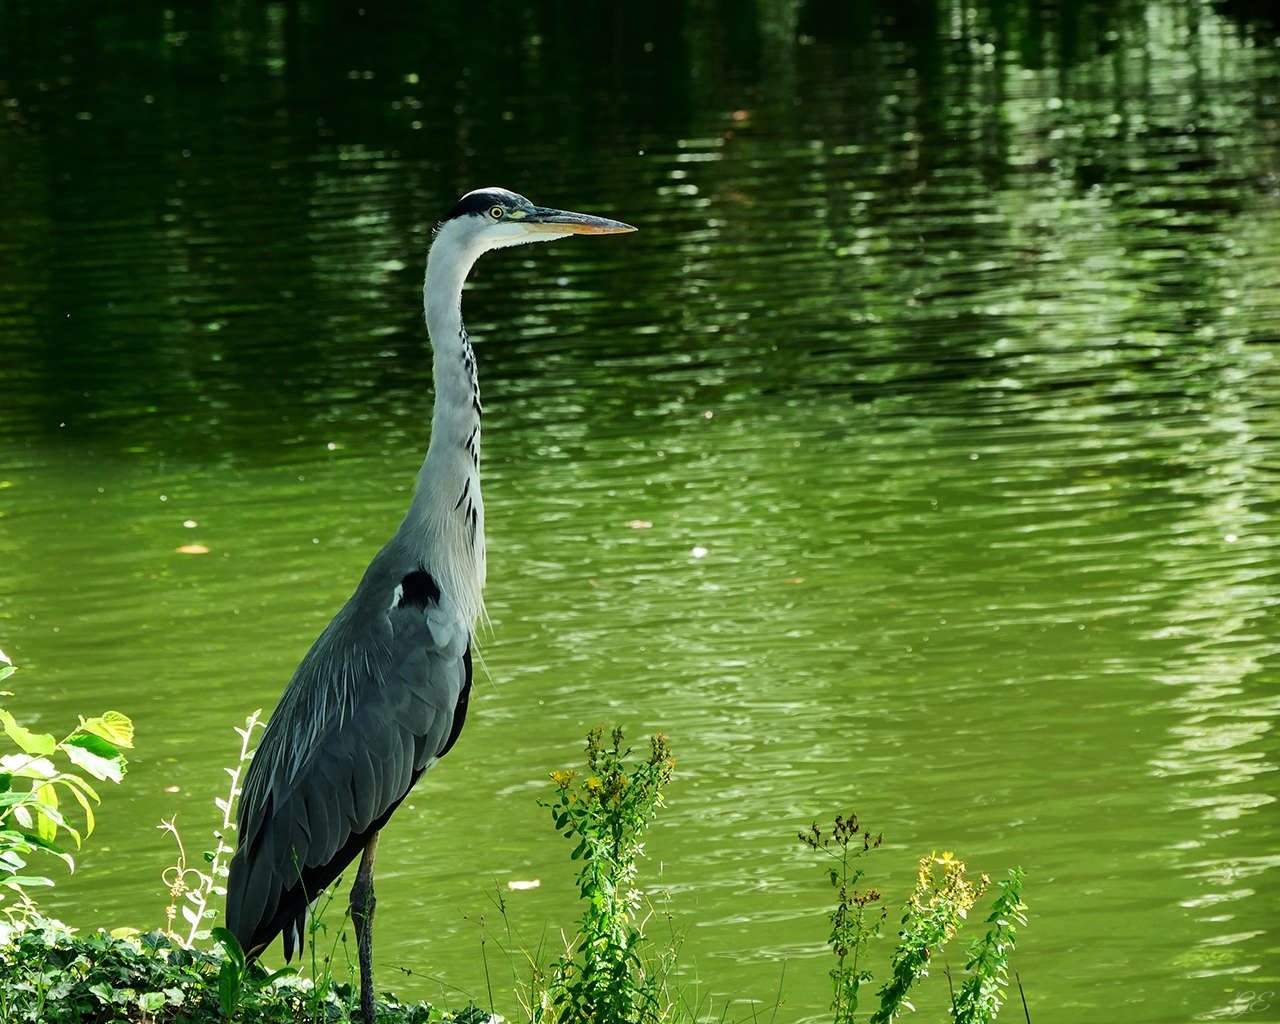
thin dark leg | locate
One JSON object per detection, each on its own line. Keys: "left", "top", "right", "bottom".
{"left": 350, "top": 832, "right": 380, "bottom": 1024}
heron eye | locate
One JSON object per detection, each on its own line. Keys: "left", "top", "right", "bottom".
{"left": 490, "top": 206, "right": 504, "bottom": 219}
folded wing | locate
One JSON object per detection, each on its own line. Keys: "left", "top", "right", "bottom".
{"left": 225, "top": 565, "right": 472, "bottom": 959}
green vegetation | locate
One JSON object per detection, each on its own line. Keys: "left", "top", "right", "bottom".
{"left": 801, "top": 817, "right": 1029, "bottom": 1024}
{"left": 951, "top": 871, "right": 1029, "bottom": 1024}
{"left": 870, "top": 853, "right": 983, "bottom": 1024}
{"left": 0, "top": 663, "right": 446, "bottom": 1022}
{"left": 539, "top": 726, "right": 676, "bottom": 1024}
{"left": 798, "top": 815, "right": 886, "bottom": 1024}
{"left": 0, "top": 917, "right": 442, "bottom": 1023}
{"left": 157, "top": 711, "right": 263, "bottom": 947}
{"left": 0, "top": 685, "right": 1031, "bottom": 1023}
{"left": 0, "top": 648, "right": 134, "bottom": 919}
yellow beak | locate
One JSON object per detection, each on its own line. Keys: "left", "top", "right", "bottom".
{"left": 524, "top": 208, "right": 637, "bottom": 234}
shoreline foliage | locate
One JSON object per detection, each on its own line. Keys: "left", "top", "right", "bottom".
{"left": 539, "top": 726, "right": 676, "bottom": 1024}
{"left": 798, "top": 814, "right": 887, "bottom": 1024}
{"left": 0, "top": 697, "right": 1031, "bottom": 1024}
{"left": 869, "top": 853, "right": 985, "bottom": 1024}
{"left": 950, "top": 870, "right": 1029, "bottom": 1024}
{"left": 0, "top": 914, "right": 460, "bottom": 1023}
{"left": 0, "top": 649, "right": 134, "bottom": 919}
{"left": 158, "top": 711, "right": 263, "bottom": 948}
{"left": 799, "top": 817, "right": 1030, "bottom": 1024}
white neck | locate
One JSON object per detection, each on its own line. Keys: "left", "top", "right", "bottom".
{"left": 403, "top": 224, "right": 487, "bottom": 627}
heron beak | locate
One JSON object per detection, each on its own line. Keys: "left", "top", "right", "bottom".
{"left": 524, "top": 208, "right": 637, "bottom": 235}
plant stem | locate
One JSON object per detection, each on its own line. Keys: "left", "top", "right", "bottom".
{"left": 768, "top": 956, "right": 787, "bottom": 1024}
{"left": 1015, "top": 967, "right": 1031, "bottom": 1024}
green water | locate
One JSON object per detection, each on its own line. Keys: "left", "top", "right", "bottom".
{"left": 3, "top": 1, "right": 1280, "bottom": 1020}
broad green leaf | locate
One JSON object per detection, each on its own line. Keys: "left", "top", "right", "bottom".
{"left": 0, "top": 849, "right": 28, "bottom": 870}
{"left": 0, "top": 710, "right": 56, "bottom": 756}
{"left": 139, "top": 992, "right": 166, "bottom": 1012}
{"left": 63, "top": 732, "right": 120, "bottom": 760}
{"left": 0, "top": 666, "right": 13, "bottom": 684}
{"left": 22, "top": 829, "right": 72, "bottom": 870}
{"left": 212, "top": 927, "right": 247, "bottom": 971}
{"left": 16, "top": 828, "right": 69, "bottom": 858}
{"left": 246, "top": 965, "right": 297, "bottom": 995}
{"left": 61, "top": 742, "right": 126, "bottom": 784}
{"left": 0, "top": 772, "right": 10, "bottom": 793}
{"left": 65, "top": 782, "right": 96, "bottom": 837}
{"left": 53, "top": 772, "right": 100, "bottom": 804}
{"left": 2, "top": 874, "right": 54, "bottom": 888}
{"left": 29, "top": 796, "right": 78, "bottom": 849}
{"left": 77, "top": 711, "right": 134, "bottom": 750}
{"left": 1, "top": 754, "right": 57, "bottom": 780}
{"left": 35, "top": 785, "right": 57, "bottom": 843}
{"left": 219, "top": 959, "right": 240, "bottom": 1018}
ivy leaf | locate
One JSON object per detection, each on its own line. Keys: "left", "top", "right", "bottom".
{"left": 0, "top": 710, "right": 56, "bottom": 756}
{"left": 76, "top": 711, "right": 134, "bottom": 750}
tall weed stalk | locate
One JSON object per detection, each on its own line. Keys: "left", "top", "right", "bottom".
{"left": 951, "top": 869, "right": 1028, "bottom": 1024}
{"left": 158, "top": 709, "right": 263, "bottom": 945}
{"left": 798, "top": 814, "right": 886, "bottom": 1024}
{"left": 541, "top": 725, "right": 675, "bottom": 1024}
{"left": 870, "top": 852, "right": 984, "bottom": 1024}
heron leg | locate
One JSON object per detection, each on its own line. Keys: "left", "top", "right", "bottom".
{"left": 350, "top": 832, "right": 380, "bottom": 1024}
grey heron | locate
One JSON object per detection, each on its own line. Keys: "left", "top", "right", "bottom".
{"left": 224, "top": 187, "right": 635, "bottom": 1024}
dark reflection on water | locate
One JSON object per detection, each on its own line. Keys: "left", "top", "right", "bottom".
{"left": 3, "top": 1, "right": 1280, "bottom": 1020}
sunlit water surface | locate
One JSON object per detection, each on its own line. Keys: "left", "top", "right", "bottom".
{"left": 2, "top": 2, "right": 1280, "bottom": 1021}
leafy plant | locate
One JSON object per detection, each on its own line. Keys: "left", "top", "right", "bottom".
{"left": 870, "top": 852, "right": 984, "bottom": 1024}
{"left": 0, "top": 914, "right": 441, "bottom": 1022}
{"left": 802, "top": 817, "right": 1031, "bottom": 1024}
{"left": 213, "top": 925, "right": 296, "bottom": 1018}
{"left": 951, "top": 869, "right": 1028, "bottom": 1024}
{"left": 0, "top": 648, "right": 133, "bottom": 917}
{"left": 540, "top": 725, "right": 675, "bottom": 1024}
{"left": 303, "top": 866, "right": 356, "bottom": 1021}
{"left": 159, "top": 710, "right": 264, "bottom": 946}
{"left": 799, "top": 814, "right": 886, "bottom": 1024}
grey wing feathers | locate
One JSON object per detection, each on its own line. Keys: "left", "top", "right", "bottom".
{"left": 225, "top": 560, "right": 472, "bottom": 959}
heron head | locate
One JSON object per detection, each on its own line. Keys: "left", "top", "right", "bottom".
{"left": 437, "top": 187, "right": 636, "bottom": 255}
